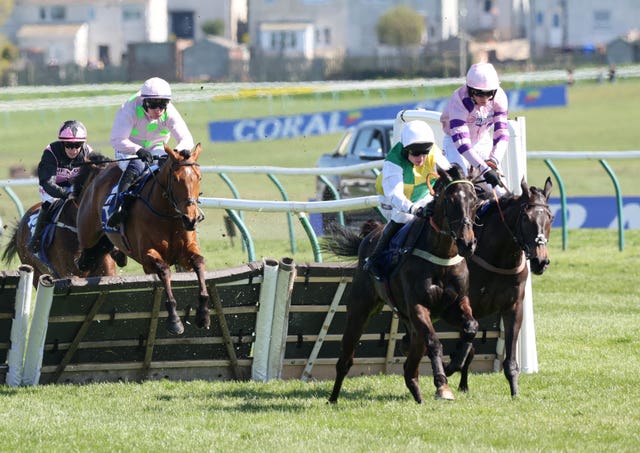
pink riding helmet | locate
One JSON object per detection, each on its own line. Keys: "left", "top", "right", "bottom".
{"left": 466, "top": 62, "right": 500, "bottom": 91}
{"left": 58, "top": 120, "right": 88, "bottom": 142}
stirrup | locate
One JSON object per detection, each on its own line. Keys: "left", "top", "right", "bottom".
{"left": 107, "top": 208, "right": 123, "bottom": 227}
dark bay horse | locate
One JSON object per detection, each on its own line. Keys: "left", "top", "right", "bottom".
{"left": 75, "top": 144, "right": 210, "bottom": 335}
{"left": 444, "top": 176, "right": 554, "bottom": 397}
{"left": 1, "top": 154, "right": 124, "bottom": 285}
{"left": 323, "top": 165, "right": 479, "bottom": 403}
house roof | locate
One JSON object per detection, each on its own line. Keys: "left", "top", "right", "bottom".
{"left": 17, "top": 23, "right": 85, "bottom": 39}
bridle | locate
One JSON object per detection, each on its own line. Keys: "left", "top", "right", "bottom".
{"left": 495, "top": 196, "right": 553, "bottom": 260}
{"left": 142, "top": 159, "right": 205, "bottom": 225}
{"left": 430, "top": 179, "right": 476, "bottom": 240}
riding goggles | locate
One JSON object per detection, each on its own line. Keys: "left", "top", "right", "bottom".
{"left": 406, "top": 143, "right": 433, "bottom": 156}
{"left": 468, "top": 87, "right": 497, "bottom": 98}
{"left": 64, "top": 142, "right": 83, "bottom": 149}
{"left": 144, "top": 99, "right": 170, "bottom": 110}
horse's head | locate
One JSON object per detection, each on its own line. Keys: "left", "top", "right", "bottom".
{"left": 432, "top": 164, "right": 479, "bottom": 257}
{"left": 163, "top": 143, "right": 204, "bottom": 231}
{"left": 517, "top": 176, "right": 554, "bottom": 275}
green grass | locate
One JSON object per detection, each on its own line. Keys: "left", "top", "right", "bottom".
{"left": 0, "top": 230, "right": 639, "bottom": 451}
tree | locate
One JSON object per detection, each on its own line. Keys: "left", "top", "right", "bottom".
{"left": 376, "top": 5, "right": 425, "bottom": 47}
{"left": 202, "top": 19, "right": 225, "bottom": 37}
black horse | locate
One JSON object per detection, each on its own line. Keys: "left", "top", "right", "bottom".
{"left": 444, "top": 176, "right": 553, "bottom": 397}
{"left": 323, "top": 165, "right": 479, "bottom": 403}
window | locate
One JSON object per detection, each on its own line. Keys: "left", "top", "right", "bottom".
{"left": 122, "top": 5, "right": 142, "bottom": 21}
{"left": 323, "top": 28, "right": 331, "bottom": 45}
{"left": 593, "top": 10, "right": 611, "bottom": 29}
{"left": 171, "top": 11, "right": 195, "bottom": 39}
{"left": 39, "top": 6, "right": 66, "bottom": 21}
{"left": 50, "top": 6, "right": 66, "bottom": 20}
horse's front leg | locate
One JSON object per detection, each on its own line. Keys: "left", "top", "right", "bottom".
{"left": 409, "top": 305, "right": 454, "bottom": 402}
{"left": 188, "top": 251, "right": 211, "bottom": 330}
{"left": 502, "top": 304, "right": 523, "bottom": 397}
{"left": 145, "top": 250, "right": 184, "bottom": 335}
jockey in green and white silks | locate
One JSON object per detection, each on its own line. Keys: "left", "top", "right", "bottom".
{"left": 107, "top": 77, "right": 195, "bottom": 227}
{"left": 364, "top": 120, "right": 451, "bottom": 280}
{"left": 375, "top": 122, "right": 450, "bottom": 224}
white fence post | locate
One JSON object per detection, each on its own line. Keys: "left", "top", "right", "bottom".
{"left": 252, "top": 259, "right": 280, "bottom": 382}
{"left": 22, "top": 274, "right": 55, "bottom": 386}
{"left": 6, "top": 265, "right": 34, "bottom": 387}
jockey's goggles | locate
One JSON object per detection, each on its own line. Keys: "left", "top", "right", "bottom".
{"left": 64, "top": 142, "right": 83, "bottom": 149}
{"left": 406, "top": 143, "right": 433, "bottom": 156}
{"left": 468, "top": 87, "right": 497, "bottom": 98}
{"left": 144, "top": 99, "right": 169, "bottom": 110}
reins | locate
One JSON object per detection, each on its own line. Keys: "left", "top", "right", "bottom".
{"left": 137, "top": 160, "right": 205, "bottom": 222}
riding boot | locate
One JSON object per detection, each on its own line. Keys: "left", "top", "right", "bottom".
{"left": 28, "top": 201, "right": 53, "bottom": 253}
{"left": 107, "top": 166, "right": 138, "bottom": 227}
{"left": 363, "top": 220, "right": 403, "bottom": 281}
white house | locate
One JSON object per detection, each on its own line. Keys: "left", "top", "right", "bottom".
{"left": 529, "top": 0, "right": 640, "bottom": 56}
{"left": 166, "top": 0, "right": 247, "bottom": 43}
{"left": 4, "top": 0, "right": 169, "bottom": 66}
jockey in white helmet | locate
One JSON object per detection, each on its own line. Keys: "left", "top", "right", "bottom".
{"left": 107, "top": 77, "right": 195, "bottom": 227}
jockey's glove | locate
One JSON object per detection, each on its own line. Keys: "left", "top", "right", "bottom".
{"left": 136, "top": 148, "right": 154, "bottom": 164}
{"left": 482, "top": 168, "right": 501, "bottom": 187}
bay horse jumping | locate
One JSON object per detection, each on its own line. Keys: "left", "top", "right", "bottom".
{"left": 444, "top": 176, "right": 554, "bottom": 397}
{"left": 323, "top": 165, "right": 479, "bottom": 403}
{"left": 1, "top": 154, "right": 125, "bottom": 285}
{"left": 75, "top": 144, "right": 210, "bottom": 335}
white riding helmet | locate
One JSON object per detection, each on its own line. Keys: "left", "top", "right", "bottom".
{"left": 140, "top": 77, "right": 172, "bottom": 99}
{"left": 401, "top": 120, "right": 435, "bottom": 147}
{"left": 466, "top": 63, "right": 500, "bottom": 91}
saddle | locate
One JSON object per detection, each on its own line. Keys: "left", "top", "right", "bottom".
{"left": 102, "top": 166, "right": 157, "bottom": 232}
{"left": 377, "top": 218, "right": 425, "bottom": 278}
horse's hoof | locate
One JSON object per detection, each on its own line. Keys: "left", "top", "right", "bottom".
{"left": 435, "top": 385, "right": 455, "bottom": 401}
{"left": 196, "top": 310, "right": 211, "bottom": 329}
{"left": 166, "top": 318, "right": 185, "bottom": 335}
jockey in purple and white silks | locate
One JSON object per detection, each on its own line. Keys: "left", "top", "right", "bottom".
{"left": 29, "top": 120, "right": 93, "bottom": 253}
{"left": 107, "top": 77, "right": 195, "bottom": 227}
{"left": 441, "top": 62, "right": 509, "bottom": 194}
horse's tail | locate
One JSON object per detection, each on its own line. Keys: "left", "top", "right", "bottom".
{"left": 320, "top": 220, "right": 382, "bottom": 257}
{"left": 1, "top": 222, "right": 20, "bottom": 266}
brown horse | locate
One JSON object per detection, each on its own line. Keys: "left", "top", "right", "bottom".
{"left": 75, "top": 144, "right": 210, "bottom": 335}
{"left": 323, "top": 165, "right": 479, "bottom": 403}
{"left": 443, "top": 176, "right": 554, "bottom": 397}
{"left": 1, "top": 154, "right": 124, "bottom": 285}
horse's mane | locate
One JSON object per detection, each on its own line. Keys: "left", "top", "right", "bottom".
{"left": 73, "top": 152, "right": 111, "bottom": 198}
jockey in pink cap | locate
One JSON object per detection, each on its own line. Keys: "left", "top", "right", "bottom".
{"left": 29, "top": 120, "right": 93, "bottom": 253}
{"left": 441, "top": 62, "right": 509, "bottom": 194}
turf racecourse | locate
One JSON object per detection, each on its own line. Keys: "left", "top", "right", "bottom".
{"left": 1, "top": 77, "right": 639, "bottom": 451}
{"left": 1, "top": 229, "right": 638, "bottom": 451}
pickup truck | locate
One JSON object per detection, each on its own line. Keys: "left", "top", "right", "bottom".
{"left": 314, "top": 119, "right": 395, "bottom": 228}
